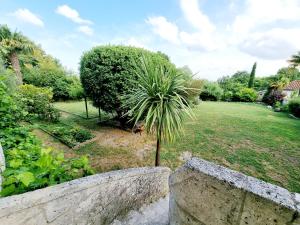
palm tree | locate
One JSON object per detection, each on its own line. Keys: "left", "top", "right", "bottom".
{"left": 0, "top": 25, "right": 33, "bottom": 85}
{"left": 124, "top": 56, "right": 193, "bottom": 166}
{"left": 288, "top": 52, "right": 300, "bottom": 68}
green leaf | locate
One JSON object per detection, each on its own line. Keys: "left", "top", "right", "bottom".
{"left": 9, "top": 159, "right": 23, "bottom": 168}
{"left": 16, "top": 171, "right": 35, "bottom": 187}
{"left": 1, "top": 184, "right": 16, "bottom": 197}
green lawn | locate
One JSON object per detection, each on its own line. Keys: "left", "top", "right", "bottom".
{"left": 47, "top": 101, "right": 300, "bottom": 192}
{"left": 162, "top": 102, "right": 300, "bottom": 192}
{"left": 54, "top": 101, "right": 100, "bottom": 117}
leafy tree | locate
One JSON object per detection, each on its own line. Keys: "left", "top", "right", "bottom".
{"left": 0, "top": 25, "right": 33, "bottom": 85}
{"left": 218, "top": 71, "right": 250, "bottom": 99}
{"left": 288, "top": 52, "right": 300, "bottom": 68}
{"left": 276, "top": 67, "right": 300, "bottom": 81}
{"left": 177, "top": 65, "right": 203, "bottom": 104}
{"left": 253, "top": 77, "right": 270, "bottom": 91}
{"left": 200, "top": 81, "right": 223, "bottom": 101}
{"left": 248, "top": 62, "right": 257, "bottom": 88}
{"left": 124, "top": 56, "right": 193, "bottom": 166}
{"left": 23, "top": 53, "right": 81, "bottom": 100}
{"left": 80, "top": 45, "right": 174, "bottom": 127}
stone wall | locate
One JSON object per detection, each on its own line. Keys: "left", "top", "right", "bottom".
{"left": 169, "top": 158, "right": 300, "bottom": 225}
{"left": 0, "top": 167, "right": 170, "bottom": 225}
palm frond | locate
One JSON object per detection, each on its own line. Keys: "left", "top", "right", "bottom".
{"left": 124, "top": 55, "right": 193, "bottom": 143}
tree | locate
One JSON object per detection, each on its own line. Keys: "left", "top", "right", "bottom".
{"left": 124, "top": 56, "right": 193, "bottom": 166}
{"left": 0, "top": 25, "right": 33, "bottom": 85}
{"left": 177, "top": 66, "right": 203, "bottom": 104}
{"left": 288, "top": 52, "right": 300, "bottom": 68}
{"left": 248, "top": 62, "right": 257, "bottom": 88}
{"left": 277, "top": 67, "right": 300, "bottom": 81}
{"left": 80, "top": 45, "right": 174, "bottom": 127}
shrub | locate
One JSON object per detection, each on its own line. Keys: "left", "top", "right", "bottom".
{"left": 200, "top": 81, "right": 223, "bottom": 101}
{"left": 262, "top": 88, "right": 286, "bottom": 106}
{"left": 234, "top": 88, "right": 258, "bottom": 102}
{"left": 0, "top": 80, "right": 26, "bottom": 129}
{"left": 222, "top": 91, "right": 233, "bottom": 101}
{"left": 17, "top": 84, "right": 60, "bottom": 122}
{"left": 1, "top": 128, "right": 94, "bottom": 196}
{"left": 68, "top": 77, "right": 84, "bottom": 100}
{"left": 41, "top": 124, "right": 94, "bottom": 147}
{"left": 80, "top": 45, "right": 174, "bottom": 126}
{"left": 0, "top": 82, "right": 94, "bottom": 196}
{"left": 72, "top": 128, "right": 93, "bottom": 143}
{"left": 288, "top": 97, "right": 300, "bottom": 118}
{"left": 23, "top": 63, "right": 71, "bottom": 101}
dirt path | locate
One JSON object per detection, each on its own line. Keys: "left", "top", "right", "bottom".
{"left": 92, "top": 127, "right": 155, "bottom": 160}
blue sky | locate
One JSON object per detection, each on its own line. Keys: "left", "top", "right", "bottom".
{"left": 1, "top": 0, "right": 300, "bottom": 80}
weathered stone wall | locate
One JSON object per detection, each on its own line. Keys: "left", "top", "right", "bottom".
{"left": 169, "top": 158, "right": 300, "bottom": 225}
{"left": 0, "top": 167, "right": 170, "bottom": 225}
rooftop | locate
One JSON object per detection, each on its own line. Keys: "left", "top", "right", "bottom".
{"left": 284, "top": 80, "right": 300, "bottom": 90}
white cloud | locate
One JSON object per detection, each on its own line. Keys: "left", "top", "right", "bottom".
{"left": 180, "top": 0, "right": 215, "bottom": 34}
{"left": 232, "top": 0, "right": 300, "bottom": 34}
{"left": 146, "top": 16, "right": 179, "bottom": 44}
{"left": 230, "top": 0, "right": 300, "bottom": 59}
{"left": 56, "top": 5, "right": 93, "bottom": 25}
{"left": 179, "top": 31, "right": 218, "bottom": 51}
{"left": 147, "top": 1, "right": 221, "bottom": 52}
{"left": 239, "top": 28, "right": 300, "bottom": 59}
{"left": 78, "top": 26, "right": 94, "bottom": 36}
{"left": 12, "top": 8, "right": 44, "bottom": 27}
{"left": 125, "top": 37, "right": 148, "bottom": 49}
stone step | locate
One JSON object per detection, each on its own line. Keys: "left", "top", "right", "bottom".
{"left": 111, "top": 196, "right": 169, "bottom": 225}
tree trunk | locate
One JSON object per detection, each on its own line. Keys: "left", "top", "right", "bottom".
{"left": 9, "top": 52, "right": 23, "bottom": 85}
{"left": 155, "top": 138, "right": 161, "bottom": 166}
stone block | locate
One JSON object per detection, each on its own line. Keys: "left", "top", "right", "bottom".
{"left": 0, "top": 167, "right": 170, "bottom": 225}
{"left": 169, "top": 158, "right": 300, "bottom": 225}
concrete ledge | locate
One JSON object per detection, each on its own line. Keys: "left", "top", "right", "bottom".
{"left": 169, "top": 157, "right": 300, "bottom": 225}
{"left": 0, "top": 166, "right": 170, "bottom": 225}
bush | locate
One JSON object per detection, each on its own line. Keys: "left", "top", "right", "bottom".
{"left": 0, "top": 127, "right": 94, "bottom": 196}
{"left": 72, "top": 128, "right": 94, "bottom": 143}
{"left": 41, "top": 124, "right": 94, "bottom": 147}
{"left": 0, "top": 82, "right": 94, "bottom": 196}
{"left": 68, "top": 77, "right": 84, "bottom": 100}
{"left": 17, "top": 84, "right": 60, "bottom": 122}
{"left": 80, "top": 45, "right": 174, "bottom": 126}
{"left": 234, "top": 88, "right": 258, "bottom": 102}
{"left": 262, "top": 88, "right": 286, "bottom": 106}
{"left": 288, "top": 97, "right": 300, "bottom": 117}
{"left": 200, "top": 81, "right": 223, "bottom": 101}
{"left": 23, "top": 63, "right": 71, "bottom": 101}
{"left": 222, "top": 91, "right": 233, "bottom": 101}
{"left": 0, "top": 80, "right": 26, "bottom": 129}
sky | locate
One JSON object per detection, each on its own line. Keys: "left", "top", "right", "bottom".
{"left": 0, "top": 0, "right": 300, "bottom": 80}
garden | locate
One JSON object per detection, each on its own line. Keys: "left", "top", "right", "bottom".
{"left": 1, "top": 24, "right": 300, "bottom": 198}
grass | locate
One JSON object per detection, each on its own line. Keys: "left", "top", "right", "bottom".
{"left": 43, "top": 101, "right": 300, "bottom": 192}
{"left": 54, "top": 100, "right": 100, "bottom": 118}
{"left": 162, "top": 102, "right": 300, "bottom": 192}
